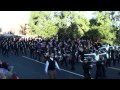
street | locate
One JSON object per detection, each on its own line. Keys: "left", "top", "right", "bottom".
{"left": 0, "top": 53, "right": 120, "bottom": 79}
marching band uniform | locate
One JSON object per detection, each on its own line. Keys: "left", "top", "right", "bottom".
{"left": 82, "top": 58, "right": 93, "bottom": 79}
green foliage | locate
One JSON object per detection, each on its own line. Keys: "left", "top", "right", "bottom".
{"left": 29, "top": 11, "right": 89, "bottom": 40}
{"left": 28, "top": 11, "right": 118, "bottom": 44}
{"left": 85, "top": 11, "right": 116, "bottom": 44}
{"left": 29, "top": 11, "right": 58, "bottom": 39}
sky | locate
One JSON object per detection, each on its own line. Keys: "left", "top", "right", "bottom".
{"left": 0, "top": 11, "right": 30, "bottom": 30}
{"left": 0, "top": 11, "right": 103, "bottom": 31}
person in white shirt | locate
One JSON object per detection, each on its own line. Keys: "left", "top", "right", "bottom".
{"left": 45, "top": 53, "right": 61, "bottom": 79}
{"left": 84, "top": 51, "right": 107, "bottom": 62}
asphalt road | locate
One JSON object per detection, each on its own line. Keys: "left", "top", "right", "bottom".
{"left": 0, "top": 53, "right": 120, "bottom": 79}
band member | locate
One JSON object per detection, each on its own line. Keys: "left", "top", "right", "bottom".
{"left": 114, "top": 47, "right": 119, "bottom": 64}
{"left": 5, "top": 44, "right": 9, "bottom": 57}
{"left": 95, "top": 59, "right": 102, "bottom": 79}
{"left": 45, "top": 53, "right": 61, "bottom": 79}
{"left": 118, "top": 48, "right": 120, "bottom": 64}
{"left": 70, "top": 50, "right": 75, "bottom": 70}
{"left": 14, "top": 43, "right": 19, "bottom": 56}
{"left": 61, "top": 48, "right": 68, "bottom": 67}
{"left": 100, "top": 56, "right": 106, "bottom": 78}
{"left": 111, "top": 48, "right": 115, "bottom": 66}
{"left": 107, "top": 48, "right": 111, "bottom": 67}
{"left": 82, "top": 58, "right": 93, "bottom": 79}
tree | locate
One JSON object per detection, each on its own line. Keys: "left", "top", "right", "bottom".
{"left": 29, "top": 11, "right": 90, "bottom": 40}
{"left": 29, "top": 11, "right": 118, "bottom": 45}
{"left": 29, "top": 11, "right": 59, "bottom": 38}
{"left": 57, "top": 11, "right": 90, "bottom": 40}
{"left": 110, "top": 11, "right": 120, "bottom": 44}
{"left": 87, "top": 11, "right": 116, "bottom": 45}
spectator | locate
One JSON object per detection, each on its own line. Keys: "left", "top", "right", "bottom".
{"left": 2, "top": 61, "right": 9, "bottom": 70}
{"left": 0, "top": 73, "right": 6, "bottom": 79}
{"left": 5, "top": 66, "right": 14, "bottom": 79}
{"left": 10, "top": 73, "right": 19, "bottom": 79}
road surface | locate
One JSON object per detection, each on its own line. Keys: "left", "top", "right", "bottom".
{"left": 0, "top": 53, "right": 120, "bottom": 79}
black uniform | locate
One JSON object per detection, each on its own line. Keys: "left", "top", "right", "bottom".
{"left": 95, "top": 59, "right": 104, "bottom": 79}
{"left": 106, "top": 49, "right": 111, "bottom": 67}
{"left": 61, "top": 48, "right": 68, "bottom": 67}
{"left": 14, "top": 44, "right": 19, "bottom": 56}
{"left": 78, "top": 49, "right": 84, "bottom": 61}
{"left": 5, "top": 44, "right": 9, "bottom": 57}
{"left": 100, "top": 57, "right": 106, "bottom": 78}
{"left": 47, "top": 58, "right": 56, "bottom": 79}
{"left": 118, "top": 49, "right": 120, "bottom": 64}
{"left": 37, "top": 50, "right": 41, "bottom": 61}
{"left": 70, "top": 51, "right": 75, "bottom": 70}
{"left": 82, "top": 60, "right": 92, "bottom": 79}
{"left": 112, "top": 49, "right": 116, "bottom": 66}
{"left": 48, "top": 59, "right": 56, "bottom": 70}
{"left": 115, "top": 49, "right": 119, "bottom": 64}
{"left": 30, "top": 45, "right": 34, "bottom": 58}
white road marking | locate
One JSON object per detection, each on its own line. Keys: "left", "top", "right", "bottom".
{"left": 22, "top": 56, "right": 45, "bottom": 65}
{"left": 22, "top": 56, "right": 92, "bottom": 78}
{"left": 76, "top": 60, "right": 120, "bottom": 71}
{"left": 108, "top": 67, "right": 120, "bottom": 71}
{"left": 93, "top": 63, "right": 120, "bottom": 71}
{"left": 60, "top": 69, "right": 84, "bottom": 77}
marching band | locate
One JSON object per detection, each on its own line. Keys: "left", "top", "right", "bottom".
{"left": 0, "top": 35, "right": 120, "bottom": 79}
